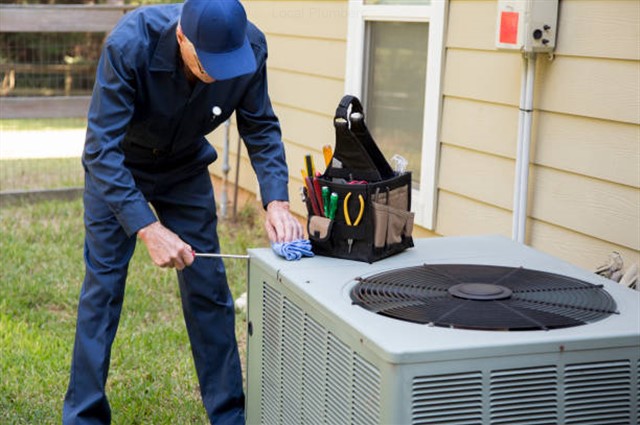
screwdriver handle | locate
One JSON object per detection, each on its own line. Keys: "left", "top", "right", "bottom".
{"left": 322, "top": 145, "right": 333, "bottom": 168}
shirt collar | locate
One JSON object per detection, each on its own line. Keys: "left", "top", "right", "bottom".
{"left": 149, "top": 16, "right": 180, "bottom": 73}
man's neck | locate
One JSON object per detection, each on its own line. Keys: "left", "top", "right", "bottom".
{"left": 183, "top": 63, "right": 198, "bottom": 88}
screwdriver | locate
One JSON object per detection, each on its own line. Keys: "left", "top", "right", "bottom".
{"left": 322, "top": 145, "right": 333, "bottom": 168}
{"left": 328, "top": 192, "right": 339, "bottom": 220}
{"left": 193, "top": 252, "right": 250, "bottom": 260}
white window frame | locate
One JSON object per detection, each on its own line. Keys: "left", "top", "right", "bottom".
{"left": 344, "top": 0, "right": 447, "bottom": 230}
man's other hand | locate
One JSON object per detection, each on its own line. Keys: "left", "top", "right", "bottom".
{"left": 265, "top": 200, "right": 304, "bottom": 243}
{"left": 137, "top": 222, "right": 194, "bottom": 270}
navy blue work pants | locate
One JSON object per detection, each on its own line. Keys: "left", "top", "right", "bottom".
{"left": 63, "top": 168, "right": 245, "bottom": 424}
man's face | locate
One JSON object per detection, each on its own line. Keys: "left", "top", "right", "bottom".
{"left": 177, "top": 25, "right": 215, "bottom": 84}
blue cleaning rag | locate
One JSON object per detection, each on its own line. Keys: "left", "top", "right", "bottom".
{"left": 271, "top": 239, "right": 314, "bottom": 261}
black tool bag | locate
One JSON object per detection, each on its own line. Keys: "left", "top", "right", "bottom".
{"left": 305, "top": 95, "right": 415, "bottom": 263}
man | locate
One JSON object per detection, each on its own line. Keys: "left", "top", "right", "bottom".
{"left": 62, "top": 1, "right": 303, "bottom": 423}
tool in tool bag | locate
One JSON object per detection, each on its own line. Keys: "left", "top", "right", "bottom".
{"left": 343, "top": 192, "right": 365, "bottom": 253}
{"left": 328, "top": 192, "right": 339, "bottom": 220}
{"left": 322, "top": 186, "right": 330, "bottom": 217}
{"left": 304, "top": 176, "right": 322, "bottom": 216}
{"left": 322, "top": 145, "right": 333, "bottom": 167}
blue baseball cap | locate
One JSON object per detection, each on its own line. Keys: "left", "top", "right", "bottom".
{"left": 180, "top": 0, "right": 257, "bottom": 81}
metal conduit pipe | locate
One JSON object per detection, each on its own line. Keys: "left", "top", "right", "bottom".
{"left": 512, "top": 52, "right": 537, "bottom": 244}
{"left": 220, "top": 119, "right": 231, "bottom": 219}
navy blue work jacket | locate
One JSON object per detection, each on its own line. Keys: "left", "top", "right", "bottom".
{"left": 83, "top": 4, "right": 289, "bottom": 236}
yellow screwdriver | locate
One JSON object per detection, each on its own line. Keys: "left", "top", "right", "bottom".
{"left": 322, "top": 145, "right": 333, "bottom": 168}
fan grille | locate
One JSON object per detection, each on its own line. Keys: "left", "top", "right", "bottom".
{"left": 350, "top": 264, "right": 618, "bottom": 331}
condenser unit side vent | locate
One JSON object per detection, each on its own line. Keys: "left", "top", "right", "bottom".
{"left": 411, "top": 372, "right": 484, "bottom": 425}
{"left": 564, "top": 360, "right": 633, "bottom": 425}
{"left": 490, "top": 366, "right": 558, "bottom": 424}
{"left": 261, "top": 283, "right": 382, "bottom": 425}
{"left": 411, "top": 360, "right": 637, "bottom": 425}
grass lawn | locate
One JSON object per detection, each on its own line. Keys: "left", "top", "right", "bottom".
{"left": 0, "top": 158, "right": 84, "bottom": 192}
{"left": 0, "top": 197, "right": 268, "bottom": 424}
{"left": 0, "top": 118, "right": 87, "bottom": 132}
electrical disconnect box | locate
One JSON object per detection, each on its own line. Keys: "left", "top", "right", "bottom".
{"left": 496, "top": 0, "right": 559, "bottom": 52}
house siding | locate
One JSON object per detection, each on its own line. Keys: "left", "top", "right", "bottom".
{"left": 440, "top": 0, "right": 639, "bottom": 271}
{"left": 208, "top": 0, "right": 639, "bottom": 272}
{"left": 207, "top": 0, "right": 348, "bottom": 216}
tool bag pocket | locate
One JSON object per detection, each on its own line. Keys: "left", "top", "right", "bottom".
{"left": 304, "top": 95, "right": 414, "bottom": 263}
{"left": 308, "top": 215, "right": 332, "bottom": 242}
{"left": 372, "top": 184, "right": 414, "bottom": 248}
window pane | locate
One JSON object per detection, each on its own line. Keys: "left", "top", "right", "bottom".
{"left": 364, "top": 0, "right": 430, "bottom": 5}
{"left": 364, "top": 21, "right": 428, "bottom": 188}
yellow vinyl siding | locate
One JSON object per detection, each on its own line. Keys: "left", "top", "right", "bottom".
{"left": 267, "top": 36, "right": 346, "bottom": 80}
{"left": 242, "top": 1, "right": 347, "bottom": 40}
{"left": 535, "top": 113, "right": 639, "bottom": 188}
{"left": 555, "top": 0, "right": 640, "bottom": 60}
{"left": 529, "top": 166, "right": 639, "bottom": 251}
{"left": 528, "top": 220, "right": 639, "bottom": 274}
{"left": 441, "top": 97, "right": 518, "bottom": 158}
{"left": 443, "top": 100, "right": 640, "bottom": 189}
{"left": 437, "top": 192, "right": 640, "bottom": 272}
{"left": 439, "top": 145, "right": 515, "bottom": 211}
{"left": 437, "top": 191, "right": 512, "bottom": 238}
{"left": 268, "top": 70, "right": 344, "bottom": 116}
{"left": 441, "top": 0, "right": 639, "bottom": 270}
{"left": 536, "top": 56, "right": 639, "bottom": 125}
{"left": 443, "top": 49, "right": 521, "bottom": 105}
{"left": 447, "top": 0, "right": 499, "bottom": 51}
{"left": 207, "top": 0, "right": 639, "bottom": 272}
{"left": 208, "top": 1, "right": 348, "bottom": 217}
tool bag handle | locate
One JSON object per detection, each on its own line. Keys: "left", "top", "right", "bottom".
{"left": 325, "top": 95, "right": 395, "bottom": 182}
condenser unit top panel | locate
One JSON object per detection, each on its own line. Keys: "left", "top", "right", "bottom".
{"left": 248, "top": 236, "right": 640, "bottom": 365}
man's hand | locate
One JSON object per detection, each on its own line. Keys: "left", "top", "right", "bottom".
{"left": 137, "top": 221, "right": 194, "bottom": 270}
{"left": 265, "top": 200, "right": 304, "bottom": 243}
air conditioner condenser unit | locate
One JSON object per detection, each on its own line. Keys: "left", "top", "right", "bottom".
{"left": 245, "top": 236, "right": 640, "bottom": 425}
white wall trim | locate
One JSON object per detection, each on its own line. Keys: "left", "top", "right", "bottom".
{"left": 345, "top": 1, "right": 365, "bottom": 97}
{"left": 344, "top": 0, "right": 448, "bottom": 230}
{"left": 417, "top": 0, "right": 447, "bottom": 229}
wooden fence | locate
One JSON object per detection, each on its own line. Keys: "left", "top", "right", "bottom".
{"left": 0, "top": 5, "right": 135, "bottom": 119}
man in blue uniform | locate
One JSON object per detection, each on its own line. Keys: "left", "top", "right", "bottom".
{"left": 62, "top": 1, "right": 303, "bottom": 423}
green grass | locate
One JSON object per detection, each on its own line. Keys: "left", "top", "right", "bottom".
{"left": 0, "top": 118, "right": 87, "bottom": 132}
{"left": 0, "top": 158, "right": 84, "bottom": 192}
{"left": 0, "top": 197, "right": 268, "bottom": 424}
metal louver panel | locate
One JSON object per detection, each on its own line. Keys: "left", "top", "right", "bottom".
{"left": 261, "top": 282, "right": 284, "bottom": 424}
{"left": 326, "top": 334, "right": 352, "bottom": 425}
{"left": 564, "top": 360, "right": 632, "bottom": 425}
{"left": 412, "top": 372, "right": 483, "bottom": 424}
{"left": 301, "top": 317, "right": 327, "bottom": 420}
{"left": 353, "top": 356, "right": 382, "bottom": 425}
{"left": 490, "top": 366, "right": 558, "bottom": 424}
{"left": 282, "top": 298, "right": 304, "bottom": 424}
{"left": 261, "top": 283, "right": 381, "bottom": 425}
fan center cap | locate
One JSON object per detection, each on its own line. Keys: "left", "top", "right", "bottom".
{"left": 448, "top": 283, "right": 513, "bottom": 300}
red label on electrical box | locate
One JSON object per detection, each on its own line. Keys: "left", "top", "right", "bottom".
{"left": 499, "top": 11, "right": 519, "bottom": 44}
